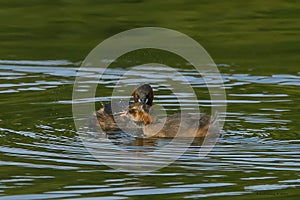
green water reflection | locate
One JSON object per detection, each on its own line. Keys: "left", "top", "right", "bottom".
{"left": 0, "top": 0, "right": 299, "bottom": 74}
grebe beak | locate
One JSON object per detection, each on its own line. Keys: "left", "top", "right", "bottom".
{"left": 115, "top": 111, "right": 127, "bottom": 117}
{"left": 140, "top": 97, "right": 148, "bottom": 104}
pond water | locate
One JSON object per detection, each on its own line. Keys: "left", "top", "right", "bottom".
{"left": 0, "top": 1, "right": 299, "bottom": 199}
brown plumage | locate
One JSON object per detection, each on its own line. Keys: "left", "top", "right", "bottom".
{"left": 90, "top": 84, "right": 154, "bottom": 132}
{"left": 126, "top": 103, "right": 217, "bottom": 138}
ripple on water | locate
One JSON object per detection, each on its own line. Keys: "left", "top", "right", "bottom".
{"left": 245, "top": 184, "right": 298, "bottom": 191}
{"left": 0, "top": 60, "right": 299, "bottom": 198}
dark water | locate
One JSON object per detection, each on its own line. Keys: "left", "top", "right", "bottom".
{"left": 0, "top": 1, "right": 299, "bottom": 199}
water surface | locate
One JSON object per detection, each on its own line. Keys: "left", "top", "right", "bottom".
{"left": 0, "top": 0, "right": 299, "bottom": 199}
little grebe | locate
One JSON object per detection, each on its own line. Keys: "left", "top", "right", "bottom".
{"left": 89, "top": 84, "right": 154, "bottom": 132}
{"left": 125, "top": 103, "right": 217, "bottom": 138}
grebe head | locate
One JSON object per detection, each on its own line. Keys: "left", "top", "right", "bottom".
{"left": 133, "top": 84, "right": 154, "bottom": 106}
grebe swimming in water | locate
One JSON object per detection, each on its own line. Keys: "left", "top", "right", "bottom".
{"left": 89, "top": 84, "right": 154, "bottom": 132}
{"left": 124, "top": 103, "right": 218, "bottom": 138}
